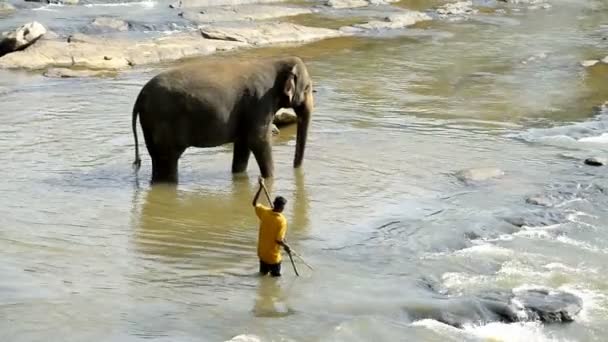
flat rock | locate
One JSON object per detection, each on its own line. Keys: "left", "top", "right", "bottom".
{"left": 455, "top": 167, "right": 504, "bottom": 183}
{"left": 43, "top": 67, "right": 115, "bottom": 78}
{"left": 0, "top": 2, "right": 16, "bottom": 13}
{"left": 200, "top": 22, "right": 342, "bottom": 46}
{"left": 179, "top": 5, "right": 311, "bottom": 23}
{"left": 92, "top": 17, "right": 130, "bottom": 32}
{"left": 169, "top": 0, "right": 284, "bottom": 9}
{"left": 436, "top": 1, "right": 477, "bottom": 17}
{"left": 0, "top": 21, "right": 46, "bottom": 58}
{"left": 348, "top": 11, "right": 432, "bottom": 31}
{"left": 274, "top": 108, "right": 297, "bottom": 127}
{"left": 324, "top": 0, "right": 398, "bottom": 8}
{"left": 584, "top": 157, "right": 607, "bottom": 166}
{"left": 0, "top": 32, "right": 245, "bottom": 70}
{"left": 602, "top": 56, "right": 608, "bottom": 64}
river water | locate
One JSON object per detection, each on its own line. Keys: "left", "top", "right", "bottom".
{"left": 2, "top": 0, "right": 608, "bottom": 341}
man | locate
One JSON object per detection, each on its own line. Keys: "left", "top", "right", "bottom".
{"left": 252, "top": 176, "right": 291, "bottom": 277}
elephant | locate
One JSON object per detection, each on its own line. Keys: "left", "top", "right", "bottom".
{"left": 131, "top": 56, "right": 314, "bottom": 184}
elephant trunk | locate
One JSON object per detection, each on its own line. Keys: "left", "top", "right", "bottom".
{"left": 294, "top": 104, "right": 310, "bottom": 168}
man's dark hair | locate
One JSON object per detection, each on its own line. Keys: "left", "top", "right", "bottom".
{"left": 273, "top": 196, "right": 287, "bottom": 212}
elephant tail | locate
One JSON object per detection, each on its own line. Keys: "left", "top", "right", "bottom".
{"left": 132, "top": 92, "right": 142, "bottom": 172}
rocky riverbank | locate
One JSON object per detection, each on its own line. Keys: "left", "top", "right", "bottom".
{"left": 0, "top": 0, "right": 563, "bottom": 76}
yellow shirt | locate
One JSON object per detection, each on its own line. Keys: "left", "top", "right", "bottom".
{"left": 255, "top": 204, "right": 287, "bottom": 264}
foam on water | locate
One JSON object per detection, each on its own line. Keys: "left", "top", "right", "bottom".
{"left": 578, "top": 133, "right": 608, "bottom": 144}
{"left": 455, "top": 243, "right": 515, "bottom": 257}
{"left": 463, "top": 321, "right": 568, "bottom": 342}
{"left": 413, "top": 319, "right": 565, "bottom": 342}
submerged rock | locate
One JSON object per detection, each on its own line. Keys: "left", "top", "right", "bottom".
{"left": 200, "top": 22, "right": 342, "bottom": 45}
{"left": 584, "top": 157, "right": 607, "bottom": 167}
{"left": 179, "top": 5, "right": 311, "bottom": 23}
{"left": 525, "top": 195, "right": 553, "bottom": 207}
{"left": 91, "top": 17, "right": 130, "bottom": 32}
{"left": 455, "top": 167, "right": 504, "bottom": 183}
{"left": 0, "top": 21, "right": 46, "bottom": 58}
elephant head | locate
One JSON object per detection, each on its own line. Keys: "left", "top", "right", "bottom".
{"left": 277, "top": 57, "right": 314, "bottom": 169}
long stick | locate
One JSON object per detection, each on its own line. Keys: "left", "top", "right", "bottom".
{"left": 292, "top": 251, "right": 314, "bottom": 271}
{"left": 260, "top": 181, "right": 299, "bottom": 277}
{"left": 287, "top": 250, "right": 299, "bottom": 276}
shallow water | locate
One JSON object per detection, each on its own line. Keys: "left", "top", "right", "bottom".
{"left": 2, "top": 0, "right": 608, "bottom": 341}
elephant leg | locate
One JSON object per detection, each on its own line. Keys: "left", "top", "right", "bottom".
{"left": 251, "top": 141, "right": 274, "bottom": 178}
{"left": 232, "top": 138, "right": 251, "bottom": 174}
{"left": 151, "top": 147, "right": 185, "bottom": 184}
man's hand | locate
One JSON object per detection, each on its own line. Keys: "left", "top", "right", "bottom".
{"left": 258, "top": 176, "right": 265, "bottom": 187}
{"left": 283, "top": 244, "right": 291, "bottom": 254}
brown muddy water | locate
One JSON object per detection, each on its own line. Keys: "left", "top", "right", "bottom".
{"left": 2, "top": 0, "right": 608, "bottom": 341}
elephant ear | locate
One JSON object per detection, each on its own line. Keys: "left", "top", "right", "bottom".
{"left": 283, "top": 65, "right": 297, "bottom": 106}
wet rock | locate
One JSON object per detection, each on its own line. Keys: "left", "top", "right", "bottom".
{"left": 404, "top": 288, "right": 582, "bottom": 328}
{"left": 348, "top": 11, "right": 432, "bottom": 31}
{"left": 92, "top": 17, "right": 130, "bottom": 32}
{"left": 51, "top": 0, "right": 79, "bottom": 4}
{"left": 200, "top": 22, "right": 342, "bottom": 46}
{"left": 581, "top": 60, "right": 599, "bottom": 67}
{"left": 43, "top": 67, "right": 115, "bottom": 78}
{"left": 169, "top": 0, "right": 284, "bottom": 9}
{"left": 274, "top": 108, "right": 297, "bottom": 127}
{"left": 0, "top": 2, "right": 16, "bottom": 14}
{"left": 436, "top": 1, "right": 477, "bottom": 17}
{"left": 324, "top": 0, "right": 399, "bottom": 8}
{"left": 179, "top": 5, "right": 311, "bottom": 23}
{"left": 584, "top": 157, "right": 607, "bottom": 167}
{"left": 325, "top": 0, "right": 368, "bottom": 8}
{"left": 0, "top": 21, "right": 46, "bottom": 58}
{"left": 525, "top": 195, "right": 553, "bottom": 207}
{"left": 455, "top": 167, "right": 504, "bottom": 183}
{"left": 514, "top": 288, "right": 582, "bottom": 323}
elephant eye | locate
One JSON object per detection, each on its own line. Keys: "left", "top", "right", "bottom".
{"left": 304, "top": 84, "right": 311, "bottom": 92}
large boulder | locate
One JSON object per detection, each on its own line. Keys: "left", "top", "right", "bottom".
{"left": 179, "top": 5, "right": 311, "bottom": 23}
{"left": 0, "top": 21, "right": 46, "bottom": 58}
{"left": 200, "top": 22, "right": 342, "bottom": 45}
{"left": 404, "top": 288, "right": 582, "bottom": 328}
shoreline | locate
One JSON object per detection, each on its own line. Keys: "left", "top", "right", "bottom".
{"left": 0, "top": 0, "right": 569, "bottom": 77}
